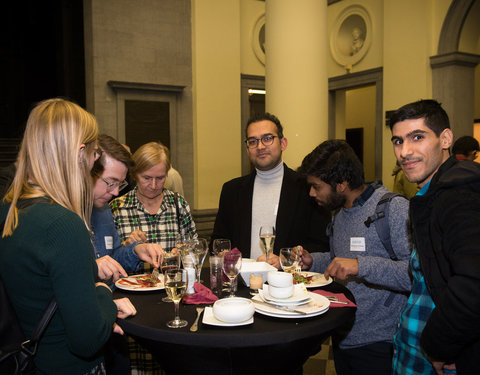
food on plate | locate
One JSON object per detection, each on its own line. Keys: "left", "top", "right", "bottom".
{"left": 293, "top": 272, "right": 313, "bottom": 284}
{"left": 117, "top": 273, "right": 160, "bottom": 288}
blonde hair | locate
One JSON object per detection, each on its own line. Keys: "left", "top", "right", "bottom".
{"left": 130, "top": 142, "right": 171, "bottom": 180}
{"left": 2, "top": 98, "right": 98, "bottom": 237}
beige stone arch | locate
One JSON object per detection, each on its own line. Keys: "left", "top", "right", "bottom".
{"left": 430, "top": 0, "right": 480, "bottom": 137}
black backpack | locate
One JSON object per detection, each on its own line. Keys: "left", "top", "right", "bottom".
{"left": 0, "top": 200, "right": 57, "bottom": 374}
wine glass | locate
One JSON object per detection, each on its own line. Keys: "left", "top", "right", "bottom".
{"left": 176, "top": 233, "right": 193, "bottom": 258}
{"left": 192, "top": 238, "right": 208, "bottom": 283}
{"left": 212, "top": 238, "right": 231, "bottom": 256}
{"left": 259, "top": 226, "right": 276, "bottom": 264}
{"left": 164, "top": 268, "right": 188, "bottom": 328}
{"left": 279, "top": 247, "right": 299, "bottom": 273}
{"left": 160, "top": 251, "right": 181, "bottom": 302}
{"left": 222, "top": 252, "right": 242, "bottom": 297}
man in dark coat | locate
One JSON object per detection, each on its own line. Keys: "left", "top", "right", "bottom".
{"left": 389, "top": 99, "right": 480, "bottom": 375}
{"left": 211, "top": 113, "right": 330, "bottom": 268}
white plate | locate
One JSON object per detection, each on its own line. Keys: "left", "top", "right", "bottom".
{"left": 261, "top": 284, "right": 310, "bottom": 304}
{"left": 258, "top": 291, "right": 311, "bottom": 307}
{"left": 115, "top": 273, "right": 165, "bottom": 291}
{"left": 202, "top": 306, "right": 254, "bottom": 327}
{"left": 294, "top": 272, "right": 333, "bottom": 288}
{"left": 239, "top": 262, "right": 277, "bottom": 287}
{"left": 252, "top": 292, "right": 330, "bottom": 318}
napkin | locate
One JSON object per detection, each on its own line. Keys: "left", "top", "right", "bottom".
{"left": 182, "top": 283, "right": 219, "bottom": 304}
{"left": 222, "top": 248, "right": 242, "bottom": 282}
{"left": 312, "top": 290, "right": 356, "bottom": 308}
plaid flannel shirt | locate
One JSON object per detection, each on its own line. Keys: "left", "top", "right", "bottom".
{"left": 110, "top": 187, "right": 197, "bottom": 271}
{"left": 392, "top": 181, "right": 456, "bottom": 375}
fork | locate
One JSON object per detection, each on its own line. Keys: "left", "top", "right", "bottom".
{"left": 325, "top": 296, "right": 349, "bottom": 304}
{"left": 151, "top": 267, "right": 160, "bottom": 281}
{"left": 190, "top": 307, "right": 205, "bottom": 332}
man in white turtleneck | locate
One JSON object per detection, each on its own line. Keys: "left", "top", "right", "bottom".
{"left": 212, "top": 113, "right": 330, "bottom": 269}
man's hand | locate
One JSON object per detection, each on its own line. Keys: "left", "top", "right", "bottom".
{"left": 296, "top": 246, "right": 313, "bottom": 271}
{"left": 96, "top": 255, "right": 128, "bottom": 282}
{"left": 256, "top": 253, "right": 280, "bottom": 269}
{"left": 324, "top": 257, "right": 358, "bottom": 280}
{"left": 134, "top": 243, "right": 165, "bottom": 269}
{"left": 123, "top": 230, "right": 147, "bottom": 245}
{"left": 430, "top": 358, "right": 456, "bottom": 375}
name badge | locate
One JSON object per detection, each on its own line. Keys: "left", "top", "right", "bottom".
{"left": 104, "top": 236, "right": 113, "bottom": 250}
{"left": 350, "top": 237, "right": 365, "bottom": 252}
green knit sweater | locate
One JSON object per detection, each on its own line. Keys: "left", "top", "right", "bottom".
{"left": 0, "top": 201, "right": 117, "bottom": 374}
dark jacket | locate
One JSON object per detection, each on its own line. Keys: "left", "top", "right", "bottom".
{"left": 211, "top": 164, "right": 330, "bottom": 258}
{"left": 410, "top": 156, "right": 480, "bottom": 374}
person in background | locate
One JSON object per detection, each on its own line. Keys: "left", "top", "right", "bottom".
{"left": 389, "top": 99, "right": 480, "bottom": 375}
{"left": 91, "top": 134, "right": 164, "bottom": 282}
{"left": 392, "top": 161, "right": 419, "bottom": 199}
{"left": 0, "top": 98, "right": 136, "bottom": 374}
{"left": 211, "top": 112, "right": 330, "bottom": 268}
{"left": 164, "top": 165, "right": 184, "bottom": 196}
{"left": 451, "top": 135, "right": 479, "bottom": 161}
{"left": 297, "top": 140, "right": 411, "bottom": 375}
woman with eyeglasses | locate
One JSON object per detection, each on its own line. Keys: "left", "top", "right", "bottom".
{"left": 91, "top": 134, "right": 164, "bottom": 284}
{"left": 0, "top": 99, "right": 136, "bottom": 374}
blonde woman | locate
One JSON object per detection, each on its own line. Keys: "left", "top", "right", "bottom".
{"left": 0, "top": 99, "right": 136, "bottom": 375}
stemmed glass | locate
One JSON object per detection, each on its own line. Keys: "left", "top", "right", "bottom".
{"left": 164, "top": 268, "right": 188, "bottom": 328}
{"left": 176, "top": 233, "right": 193, "bottom": 257}
{"left": 259, "top": 226, "right": 276, "bottom": 264}
{"left": 212, "top": 238, "right": 231, "bottom": 256}
{"left": 192, "top": 238, "right": 208, "bottom": 283}
{"left": 279, "top": 247, "right": 299, "bottom": 273}
{"left": 160, "top": 251, "right": 181, "bottom": 302}
{"left": 222, "top": 252, "right": 242, "bottom": 297}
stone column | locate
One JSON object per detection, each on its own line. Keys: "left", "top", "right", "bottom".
{"left": 430, "top": 52, "right": 480, "bottom": 137}
{"left": 265, "top": 0, "right": 328, "bottom": 168}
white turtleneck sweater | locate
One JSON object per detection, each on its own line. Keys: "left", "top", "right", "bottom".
{"left": 250, "top": 161, "right": 284, "bottom": 259}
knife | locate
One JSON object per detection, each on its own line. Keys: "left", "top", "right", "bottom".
{"left": 252, "top": 299, "right": 308, "bottom": 315}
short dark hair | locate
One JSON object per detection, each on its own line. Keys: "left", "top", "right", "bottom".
{"left": 452, "top": 135, "right": 480, "bottom": 156}
{"left": 91, "top": 134, "right": 134, "bottom": 177}
{"left": 388, "top": 99, "right": 450, "bottom": 136}
{"left": 298, "top": 139, "right": 364, "bottom": 190}
{"left": 245, "top": 112, "right": 284, "bottom": 139}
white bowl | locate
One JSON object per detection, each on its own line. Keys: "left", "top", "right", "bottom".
{"left": 240, "top": 262, "right": 277, "bottom": 287}
{"left": 268, "top": 284, "right": 294, "bottom": 299}
{"left": 213, "top": 297, "right": 255, "bottom": 323}
{"left": 267, "top": 271, "right": 293, "bottom": 288}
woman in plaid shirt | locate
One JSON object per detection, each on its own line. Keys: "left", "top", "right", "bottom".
{"left": 109, "top": 141, "right": 197, "bottom": 375}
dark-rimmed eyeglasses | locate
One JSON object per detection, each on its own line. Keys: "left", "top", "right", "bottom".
{"left": 100, "top": 177, "right": 128, "bottom": 192}
{"left": 244, "top": 134, "right": 277, "bottom": 148}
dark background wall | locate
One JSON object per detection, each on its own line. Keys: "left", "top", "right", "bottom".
{"left": 0, "top": 0, "right": 85, "bottom": 140}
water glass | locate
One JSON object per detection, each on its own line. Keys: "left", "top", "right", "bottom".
{"left": 209, "top": 255, "right": 224, "bottom": 297}
{"left": 279, "top": 247, "right": 299, "bottom": 273}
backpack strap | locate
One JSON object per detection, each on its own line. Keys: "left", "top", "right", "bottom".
{"left": 364, "top": 192, "right": 406, "bottom": 261}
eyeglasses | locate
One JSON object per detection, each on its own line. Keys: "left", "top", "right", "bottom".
{"left": 100, "top": 177, "right": 128, "bottom": 192}
{"left": 244, "top": 134, "right": 277, "bottom": 148}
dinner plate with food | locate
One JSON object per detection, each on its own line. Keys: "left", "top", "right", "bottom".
{"left": 115, "top": 273, "right": 164, "bottom": 291}
{"left": 292, "top": 272, "right": 333, "bottom": 288}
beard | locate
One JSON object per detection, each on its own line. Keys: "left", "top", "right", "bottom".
{"left": 317, "top": 187, "right": 346, "bottom": 211}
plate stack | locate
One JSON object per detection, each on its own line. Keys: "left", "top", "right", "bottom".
{"left": 252, "top": 282, "right": 330, "bottom": 318}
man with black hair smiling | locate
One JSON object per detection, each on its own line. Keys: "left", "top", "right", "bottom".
{"left": 389, "top": 99, "right": 480, "bottom": 375}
